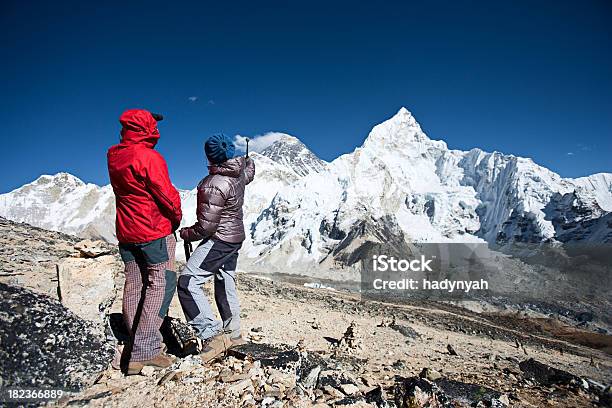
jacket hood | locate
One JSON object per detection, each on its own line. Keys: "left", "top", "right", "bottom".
{"left": 209, "top": 156, "right": 244, "bottom": 177}
{"left": 119, "top": 109, "right": 160, "bottom": 147}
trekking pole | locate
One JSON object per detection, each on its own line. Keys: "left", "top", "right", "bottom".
{"left": 245, "top": 138, "right": 250, "bottom": 158}
{"left": 183, "top": 240, "right": 193, "bottom": 261}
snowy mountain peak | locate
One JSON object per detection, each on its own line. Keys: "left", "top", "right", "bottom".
{"left": 34, "top": 172, "right": 85, "bottom": 188}
{"left": 259, "top": 133, "right": 306, "bottom": 155}
{"left": 383, "top": 107, "right": 421, "bottom": 130}
{"left": 361, "top": 107, "right": 441, "bottom": 153}
{"left": 392, "top": 106, "right": 418, "bottom": 124}
{"left": 258, "top": 133, "right": 327, "bottom": 177}
{"left": 266, "top": 133, "right": 300, "bottom": 145}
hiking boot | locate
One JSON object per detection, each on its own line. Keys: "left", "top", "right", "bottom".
{"left": 199, "top": 333, "right": 231, "bottom": 364}
{"left": 228, "top": 335, "right": 247, "bottom": 348}
{"left": 127, "top": 352, "right": 176, "bottom": 375}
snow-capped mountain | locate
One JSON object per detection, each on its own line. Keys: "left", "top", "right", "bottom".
{"left": 256, "top": 133, "right": 327, "bottom": 177}
{"left": 0, "top": 173, "right": 117, "bottom": 242}
{"left": 240, "top": 108, "right": 612, "bottom": 275}
{"left": 1, "top": 108, "right": 610, "bottom": 278}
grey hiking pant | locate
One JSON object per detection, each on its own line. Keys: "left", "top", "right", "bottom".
{"left": 177, "top": 238, "right": 242, "bottom": 340}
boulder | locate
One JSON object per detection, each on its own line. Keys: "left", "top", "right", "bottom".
{"left": 228, "top": 343, "right": 301, "bottom": 370}
{"left": 519, "top": 358, "right": 580, "bottom": 387}
{"left": 0, "top": 283, "right": 113, "bottom": 392}
{"left": 302, "top": 365, "right": 322, "bottom": 388}
{"left": 435, "top": 378, "right": 505, "bottom": 406}
{"left": 56, "top": 254, "right": 119, "bottom": 323}
{"left": 340, "top": 383, "right": 361, "bottom": 395}
{"left": 420, "top": 367, "right": 442, "bottom": 381}
{"left": 74, "top": 239, "right": 113, "bottom": 258}
{"left": 394, "top": 377, "right": 454, "bottom": 408}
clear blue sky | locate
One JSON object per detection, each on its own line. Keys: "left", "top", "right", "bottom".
{"left": 1, "top": 0, "right": 610, "bottom": 191}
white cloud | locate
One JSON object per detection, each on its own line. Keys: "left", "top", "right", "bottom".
{"left": 188, "top": 96, "right": 198, "bottom": 102}
{"left": 233, "top": 132, "right": 288, "bottom": 153}
{"left": 207, "top": 99, "right": 215, "bottom": 105}
{"left": 567, "top": 152, "right": 574, "bottom": 156}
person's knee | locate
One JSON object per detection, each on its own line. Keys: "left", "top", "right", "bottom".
{"left": 177, "top": 274, "right": 191, "bottom": 292}
{"left": 176, "top": 274, "right": 191, "bottom": 289}
{"left": 184, "top": 261, "right": 207, "bottom": 279}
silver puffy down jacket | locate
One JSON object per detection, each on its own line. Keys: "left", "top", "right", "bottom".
{"left": 180, "top": 156, "right": 255, "bottom": 243}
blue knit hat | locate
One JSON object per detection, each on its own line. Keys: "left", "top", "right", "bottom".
{"left": 204, "top": 134, "right": 235, "bottom": 164}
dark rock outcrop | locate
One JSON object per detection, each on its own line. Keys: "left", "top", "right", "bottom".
{"left": 0, "top": 283, "right": 113, "bottom": 391}
{"left": 394, "top": 376, "right": 454, "bottom": 407}
{"left": 435, "top": 378, "right": 505, "bottom": 407}
{"left": 519, "top": 358, "right": 580, "bottom": 387}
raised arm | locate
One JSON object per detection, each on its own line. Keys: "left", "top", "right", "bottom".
{"left": 244, "top": 157, "right": 255, "bottom": 185}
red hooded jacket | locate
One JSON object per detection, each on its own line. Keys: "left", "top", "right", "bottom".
{"left": 107, "top": 109, "right": 182, "bottom": 244}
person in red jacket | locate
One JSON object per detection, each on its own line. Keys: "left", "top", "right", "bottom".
{"left": 107, "top": 109, "right": 182, "bottom": 375}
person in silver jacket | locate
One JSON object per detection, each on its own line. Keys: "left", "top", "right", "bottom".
{"left": 178, "top": 134, "right": 255, "bottom": 363}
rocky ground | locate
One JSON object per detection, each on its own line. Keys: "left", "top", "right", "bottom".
{"left": 0, "top": 216, "right": 611, "bottom": 407}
